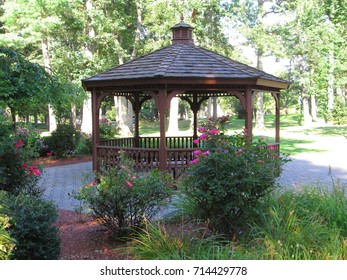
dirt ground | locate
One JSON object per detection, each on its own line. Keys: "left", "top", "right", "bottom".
{"left": 33, "top": 155, "right": 131, "bottom": 260}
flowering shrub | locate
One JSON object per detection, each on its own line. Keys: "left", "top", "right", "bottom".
{"left": 0, "top": 136, "right": 43, "bottom": 196}
{"left": 75, "top": 158, "right": 173, "bottom": 236}
{"left": 180, "top": 123, "right": 289, "bottom": 236}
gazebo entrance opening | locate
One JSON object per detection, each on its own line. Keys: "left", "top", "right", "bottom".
{"left": 82, "top": 21, "right": 289, "bottom": 179}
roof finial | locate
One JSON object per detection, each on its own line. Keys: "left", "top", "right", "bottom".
{"left": 180, "top": 14, "right": 184, "bottom": 22}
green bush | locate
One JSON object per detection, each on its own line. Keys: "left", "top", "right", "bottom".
{"left": 75, "top": 158, "right": 173, "bottom": 237}
{"left": 75, "top": 133, "right": 92, "bottom": 155}
{"left": 0, "top": 191, "right": 60, "bottom": 260}
{"left": 47, "top": 124, "right": 81, "bottom": 158}
{"left": 179, "top": 125, "right": 288, "bottom": 236}
{"left": 99, "top": 122, "right": 118, "bottom": 139}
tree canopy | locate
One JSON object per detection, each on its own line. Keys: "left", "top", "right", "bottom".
{"left": 0, "top": 0, "right": 346, "bottom": 127}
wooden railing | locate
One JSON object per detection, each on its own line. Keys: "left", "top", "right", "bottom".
{"left": 100, "top": 138, "right": 135, "bottom": 147}
{"left": 97, "top": 145, "right": 160, "bottom": 172}
{"left": 97, "top": 138, "right": 280, "bottom": 180}
{"left": 167, "top": 148, "right": 195, "bottom": 180}
{"left": 100, "top": 136, "right": 198, "bottom": 149}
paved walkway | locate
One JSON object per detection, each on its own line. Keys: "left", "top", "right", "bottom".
{"left": 40, "top": 135, "right": 347, "bottom": 210}
{"left": 40, "top": 162, "right": 94, "bottom": 211}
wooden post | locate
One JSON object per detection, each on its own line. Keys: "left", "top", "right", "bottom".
{"left": 245, "top": 88, "right": 254, "bottom": 142}
{"left": 91, "top": 89, "right": 100, "bottom": 172}
{"left": 273, "top": 92, "right": 280, "bottom": 144}
{"left": 150, "top": 90, "right": 173, "bottom": 172}
{"left": 133, "top": 96, "right": 140, "bottom": 148}
{"left": 192, "top": 94, "right": 199, "bottom": 144}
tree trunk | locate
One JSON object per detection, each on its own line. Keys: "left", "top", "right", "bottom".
{"left": 10, "top": 107, "right": 16, "bottom": 132}
{"left": 207, "top": 98, "right": 212, "bottom": 119}
{"left": 254, "top": 0, "right": 266, "bottom": 130}
{"left": 42, "top": 37, "right": 57, "bottom": 132}
{"left": 311, "top": 94, "right": 318, "bottom": 122}
{"left": 255, "top": 53, "right": 265, "bottom": 130}
{"left": 302, "top": 87, "right": 312, "bottom": 127}
{"left": 80, "top": 0, "right": 95, "bottom": 134}
{"left": 212, "top": 97, "right": 218, "bottom": 120}
{"left": 81, "top": 96, "right": 93, "bottom": 134}
{"left": 131, "top": 0, "right": 142, "bottom": 59}
{"left": 115, "top": 96, "right": 132, "bottom": 137}
{"left": 327, "top": 50, "right": 334, "bottom": 121}
{"left": 70, "top": 105, "right": 77, "bottom": 127}
{"left": 167, "top": 97, "right": 179, "bottom": 135}
{"left": 34, "top": 114, "right": 38, "bottom": 128}
{"left": 298, "top": 55, "right": 312, "bottom": 126}
{"left": 255, "top": 92, "right": 266, "bottom": 130}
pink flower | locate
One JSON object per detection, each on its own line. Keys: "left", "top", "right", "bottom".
{"left": 193, "top": 150, "right": 202, "bottom": 156}
{"left": 22, "top": 163, "right": 27, "bottom": 168}
{"left": 132, "top": 176, "right": 137, "bottom": 179}
{"left": 203, "top": 151, "right": 210, "bottom": 156}
{"left": 238, "top": 148, "right": 243, "bottom": 153}
{"left": 269, "top": 145, "right": 275, "bottom": 150}
{"left": 198, "top": 127, "right": 205, "bottom": 133}
{"left": 191, "top": 158, "right": 200, "bottom": 164}
{"left": 16, "top": 144, "right": 22, "bottom": 149}
{"left": 17, "top": 139, "right": 24, "bottom": 145}
{"left": 243, "top": 128, "right": 248, "bottom": 134}
{"left": 199, "top": 133, "right": 208, "bottom": 140}
{"left": 46, "top": 152, "right": 52, "bottom": 157}
{"left": 193, "top": 139, "right": 199, "bottom": 144}
{"left": 223, "top": 150, "right": 229, "bottom": 153}
{"left": 33, "top": 169, "right": 41, "bottom": 176}
{"left": 208, "top": 128, "right": 219, "bottom": 135}
{"left": 126, "top": 180, "right": 133, "bottom": 188}
{"left": 89, "top": 181, "right": 96, "bottom": 186}
{"left": 29, "top": 166, "right": 35, "bottom": 171}
{"left": 120, "top": 165, "right": 126, "bottom": 169}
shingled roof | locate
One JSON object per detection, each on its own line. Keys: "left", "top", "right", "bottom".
{"left": 82, "top": 21, "right": 289, "bottom": 91}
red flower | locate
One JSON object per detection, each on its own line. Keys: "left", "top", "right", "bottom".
{"left": 33, "top": 169, "right": 41, "bottom": 176}
{"left": 22, "top": 163, "right": 27, "bottom": 168}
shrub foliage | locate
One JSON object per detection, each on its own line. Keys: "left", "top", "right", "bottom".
{"left": 76, "top": 158, "right": 173, "bottom": 236}
{"left": 0, "top": 191, "right": 60, "bottom": 260}
{"left": 46, "top": 124, "right": 81, "bottom": 158}
{"left": 180, "top": 121, "right": 288, "bottom": 235}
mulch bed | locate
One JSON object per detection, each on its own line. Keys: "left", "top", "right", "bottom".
{"left": 31, "top": 155, "right": 92, "bottom": 168}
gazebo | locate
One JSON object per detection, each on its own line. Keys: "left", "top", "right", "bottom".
{"left": 82, "top": 21, "right": 289, "bottom": 179}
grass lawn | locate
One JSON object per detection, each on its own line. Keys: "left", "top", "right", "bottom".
{"left": 139, "top": 114, "right": 346, "bottom": 156}
{"left": 20, "top": 114, "right": 346, "bottom": 156}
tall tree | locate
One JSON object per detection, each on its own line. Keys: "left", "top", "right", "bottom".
{"left": 0, "top": 47, "right": 52, "bottom": 130}
{"left": 278, "top": 0, "right": 341, "bottom": 124}
{"left": 235, "top": 0, "right": 285, "bottom": 130}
